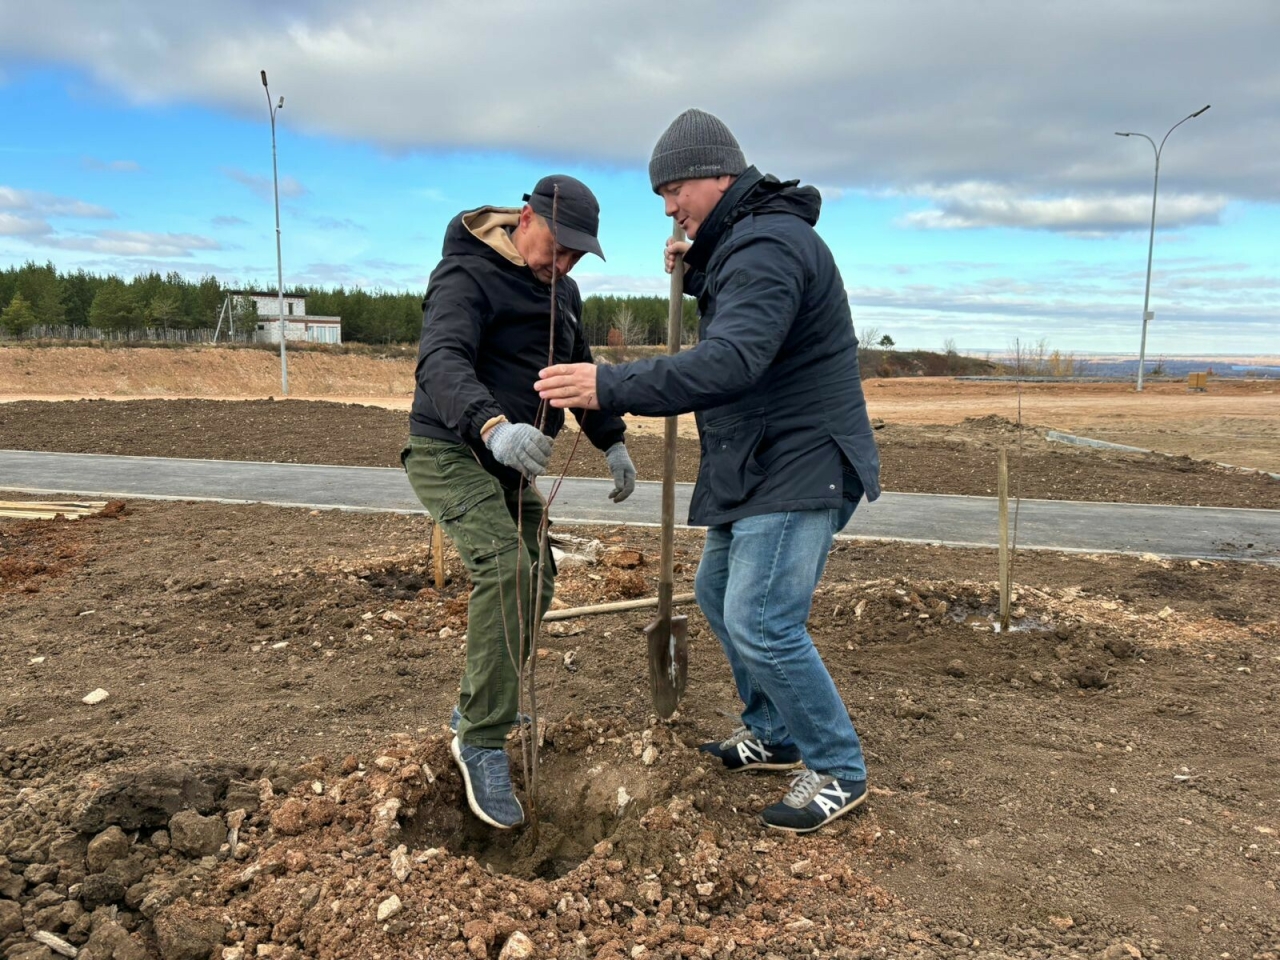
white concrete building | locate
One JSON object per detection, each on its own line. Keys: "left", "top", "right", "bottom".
{"left": 235, "top": 293, "right": 343, "bottom": 344}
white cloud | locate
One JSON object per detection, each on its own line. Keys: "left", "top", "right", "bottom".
{"left": 308, "top": 214, "right": 365, "bottom": 232}
{"left": 44, "top": 230, "right": 222, "bottom": 257}
{"left": 0, "top": 2, "right": 1275, "bottom": 201}
{"left": 83, "top": 156, "right": 142, "bottom": 172}
{"left": 575, "top": 273, "right": 670, "bottom": 296}
{"left": 224, "top": 167, "right": 308, "bottom": 201}
{"left": 0, "top": 213, "right": 52, "bottom": 237}
{"left": 899, "top": 182, "right": 1228, "bottom": 234}
{"left": 0, "top": 186, "right": 115, "bottom": 219}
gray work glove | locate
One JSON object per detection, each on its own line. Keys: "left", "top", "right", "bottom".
{"left": 605, "top": 442, "right": 636, "bottom": 503}
{"left": 485, "top": 422, "right": 553, "bottom": 479}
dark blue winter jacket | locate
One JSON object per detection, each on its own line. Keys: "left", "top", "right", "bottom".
{"left": 596, "top": 167, "right": 881, "bottom": 526}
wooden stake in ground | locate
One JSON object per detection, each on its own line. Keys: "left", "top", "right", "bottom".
{"left": 998, "top": 448, "right": 1011, "bottom": 630}
{"left": 431, "top": 524, "right": 445, "bottom": 589}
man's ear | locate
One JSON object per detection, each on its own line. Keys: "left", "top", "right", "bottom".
{"left": 518, "top": 204, "right": 535, "bottom": 229}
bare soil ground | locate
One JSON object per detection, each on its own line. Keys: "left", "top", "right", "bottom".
{"left": 2, "top": 398, "right": 1278, "bottom": 509}
{"left": 1, "top": 345, "right": 1278, "bottom": 471}
{"left": 1, "top": 499, "right": 1277, "bottom": 960}
{"left": 1, "top": 354, "right": 1278, "bottom": 960}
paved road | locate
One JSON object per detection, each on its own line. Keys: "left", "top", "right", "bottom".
{"left": 3, "top": 450, "right": 1277, "bottom": 564}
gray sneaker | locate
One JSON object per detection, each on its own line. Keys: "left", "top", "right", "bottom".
{"left": 450, "top": 736, "right": 525, "bottom": 829}
{"left": 449, "top": 705, "right": 532, "bottom": 734}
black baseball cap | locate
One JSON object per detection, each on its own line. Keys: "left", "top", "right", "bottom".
{"left": 523, "top": 175, "right": 605, "bottom": 260}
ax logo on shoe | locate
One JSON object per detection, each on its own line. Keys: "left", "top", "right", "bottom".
{"left": 811, "top": 779, "right": 855, "bottom": 818}
{"left": 736, "top": 739, "right": 771, "bottom": 765}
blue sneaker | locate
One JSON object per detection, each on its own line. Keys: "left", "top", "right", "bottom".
{"left": 699, "top": 726, "right": 803, "bottom": 772}
{"left": 449, "top": 706, "right": 532, "bottom": 734}
{"left": 450, "top": 736, "right": 524, "bottom": 829}
{"left": 760, "top": 769, "right": 867, "bottom": 833}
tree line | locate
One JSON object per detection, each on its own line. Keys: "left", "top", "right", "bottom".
{"left": 0, "top": 262, "right": 698, "bottom": 347}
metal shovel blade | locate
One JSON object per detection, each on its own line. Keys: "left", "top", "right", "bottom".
{"left": 644, "top": 612, "right": 688, "bottom": 719}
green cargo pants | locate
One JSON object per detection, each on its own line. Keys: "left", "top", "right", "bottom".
{"left": 402, "top": 436, "right": 554, "bottom": 748}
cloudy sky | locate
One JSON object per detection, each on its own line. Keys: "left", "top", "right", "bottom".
{"left": 1, "top": 1, "right": 1276, "bottom": 354}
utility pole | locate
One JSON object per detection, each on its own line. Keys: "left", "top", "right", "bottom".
{"left": 261, "top": 70, "right": 289, "bottom": 396}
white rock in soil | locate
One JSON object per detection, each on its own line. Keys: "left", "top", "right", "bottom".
{"left": 373, "top": 798, "right": 402, "bottom": 822}
{"left": 641, "top": 746, "right": 659, "bottom": 766}
{"left": 439, "top": 626, "right": 455, "bottom": 640}
{"left": 82, "top": 688, "right": 110, "bottom": 705}
{"left": 223, "top": 949, "right": 246, "bottom": 960}
{"left": 376, "top": 894, "right": 402, "bottom": 921}
{"left": 498, "top": 931, "right": 535, "bottom": 959}
{"left": 391, "top": 846, "right": 412, "bottom": 883}
{"left": 32, "top": 931, "right": 78, "bottom": 957}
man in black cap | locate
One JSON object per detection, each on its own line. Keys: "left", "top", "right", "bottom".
{"left": 537, "top": 110, "right": 881, "bottom": 834}
{"left": 403, "top": 175, "right": 634, "bottom": 829}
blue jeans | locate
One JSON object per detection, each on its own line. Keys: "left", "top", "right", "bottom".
{"left": 694, "top": 502, "right": 866, "bottom": 782}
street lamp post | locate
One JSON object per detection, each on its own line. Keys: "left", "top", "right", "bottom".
{"left": 261, "top": 70, "right": 288, "bottom": 396}
{"left": 1115, "top": 104, "right": 1210, "bottom": 392}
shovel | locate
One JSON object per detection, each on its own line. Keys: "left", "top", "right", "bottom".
{"left": 644, "top": 222, "right": 690, "bottom": 719}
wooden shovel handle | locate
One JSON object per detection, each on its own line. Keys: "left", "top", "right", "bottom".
{"left": 658, "top": 222, "right": 685, "bottom": 617}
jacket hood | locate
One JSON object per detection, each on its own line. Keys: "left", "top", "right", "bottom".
{"left": 444, "top": 207, "right": 527, "bottom": 267}
{"left": 684, "top": 166, "right": 822, "bottom": 271}
{"left": 735, "top": 172, "right": 822, "bottom": 226}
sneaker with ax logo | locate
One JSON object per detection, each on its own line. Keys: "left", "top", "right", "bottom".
{"left": 698, "top": 726, "right": 803, "bottom": 772}
{"left": 759, "top": 769, "right": 868, "bottom": 833}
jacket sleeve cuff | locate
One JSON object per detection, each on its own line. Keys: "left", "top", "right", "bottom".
{"left": 463, "top": 401, "right": 506, "bottom": 445}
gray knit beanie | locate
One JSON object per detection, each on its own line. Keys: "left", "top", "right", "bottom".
{"left": 648, "top": 108, "right": 747, "bottom": 193}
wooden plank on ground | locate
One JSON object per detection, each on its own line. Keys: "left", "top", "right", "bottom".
{"left": 0, "top": 500, "right": 109, "bottom": 521}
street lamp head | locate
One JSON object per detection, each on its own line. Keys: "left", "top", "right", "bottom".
{"left": 277, "top": 96, "right": 284, "bottom": 109}
{"left": 1191, "top": 104, "right": 1211, "bottom": 118}
{"left": 1115, "top": 132, "right": 1131, "bottom": 137}
{"left": 260, "top": 70, "right": 268, "bottom": 88}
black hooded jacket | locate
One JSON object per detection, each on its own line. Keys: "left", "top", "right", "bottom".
{"left": 409, "top": 207, "right": 626, "bottom": 489}
{"left": 596, "top": 167, "right": 881, "bottom": 526}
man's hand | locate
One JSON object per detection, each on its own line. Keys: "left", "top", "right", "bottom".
{"left": 484, "top": 422, "right": 553, "bottom": 478}
{"left": 604, "top": 443, "right": 636, "bottom": 503}
{"left": 665, "top": 236, "right": 691, "bottom": 274}
{"left": 535, "top": 363, "right": 600, "bottom": 410}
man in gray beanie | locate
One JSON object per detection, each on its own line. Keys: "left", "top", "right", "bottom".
{"left": 537, "top": 109, "right": 881, "bottom": 834}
